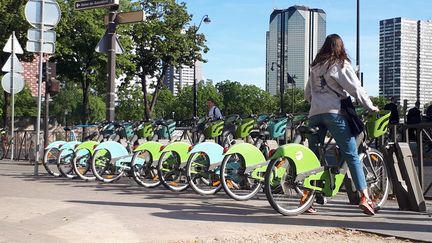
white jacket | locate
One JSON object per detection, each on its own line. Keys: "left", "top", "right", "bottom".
{"left": 305, "top": 60, "right": 375, "bottom": 118}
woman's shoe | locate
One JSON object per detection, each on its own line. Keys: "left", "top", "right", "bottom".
{"left": 359, "top": 196, "right": 375, "bottom": 215}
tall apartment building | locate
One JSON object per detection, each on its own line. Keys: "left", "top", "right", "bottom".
{"left": 266, "top": 5, "right": 326, "bottom": 95}
{"left": 379, "top": 17, "right": 432, "bottom": 108}
{"left": 163, "top": 62, "right": 203, "bottom": 96}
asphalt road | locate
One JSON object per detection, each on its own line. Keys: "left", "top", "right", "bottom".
{"left": 0, "top": 160, "right": 431, "bottom": 243}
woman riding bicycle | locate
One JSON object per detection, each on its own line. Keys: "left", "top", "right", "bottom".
{"left": 305, "top": 34, "right": 379, "bottom": 215}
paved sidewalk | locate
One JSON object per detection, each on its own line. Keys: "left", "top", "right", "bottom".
{"left": 0, "top": 160, "right": 431, "bottom": 243}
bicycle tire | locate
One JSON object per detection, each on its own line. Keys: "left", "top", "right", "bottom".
{"left": 186, "top": 152, "right": 222, "bottom": 195}
{"left": 72, "top": 148, "right": 94, "bottom": 181}
{"left": 220, "top": 153, "right": 262, "bottom": 201}
{"left": 157, "top": 151, "right": 189, "bottom": 192}
{"left": 42, "top": 147, "right": 62, "bottom": 177}
{"left": 91, "top": 149, "right": 125, "bottom": 183}
{"left": 57, "top": 149, "right": 77, "bottom": 179}
{"left": 264, "top": 157, "right": 315, "bottom": 216}
{"left": 361, "top": 148, "right": 390, "bottom": 210}
{"left": 131, "top": 150, "right": 161, "bottom": 188}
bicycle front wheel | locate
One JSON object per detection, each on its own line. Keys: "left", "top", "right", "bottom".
{"left": 362, "top": 149, "right": 390, "bottom": 210}
{"left": 264, "top": 157, "right": 315, "bottom": 216}
{"left": 43, "top": 148, "right": 62, "bottom": 177}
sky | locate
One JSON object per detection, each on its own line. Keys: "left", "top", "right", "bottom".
{"left": 181, "top": 0, "right": 432, "bottom": 96}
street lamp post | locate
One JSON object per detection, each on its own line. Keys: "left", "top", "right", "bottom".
{"left": 193, "top": 15, "right": 211, "bottom": 118}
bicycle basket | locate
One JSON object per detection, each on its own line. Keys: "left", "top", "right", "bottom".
{"left": 156, "top": 120, "right": 176, "bottom": 139}
{"left": 366, "top": 110, "right": 390, "bottom": 139}
{"left": 102, "top": 123, "right": 115, "bottom": 137}
{"left": 235, "top": 117, "right": 255, "bottom": 139}
{"left": 267, "top": 117, "right": 288, "bottom": 139}
{"left": 137, "top": 122, "right": 154, "bottom": 139}
{"left": 204, "top": 120, "right": 224, "bottom": 139}
{"left": 121, "top": 123, "right": 135, "bottom": 140}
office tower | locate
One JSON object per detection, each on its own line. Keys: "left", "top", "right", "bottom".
{"left": 164, "top": 62, "right": 203, "bottom": 96}
{"left": 379, "top": 17, "right": 432, "bottom": 108}
{"left": 266, "top": 5, "right": 326, "bottom": 95}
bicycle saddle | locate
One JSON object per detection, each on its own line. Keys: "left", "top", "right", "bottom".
{"left": 297, "top": 126, "right": 319, "bottom": 135}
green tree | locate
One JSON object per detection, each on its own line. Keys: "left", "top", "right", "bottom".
{"left": 53, "top": 0, "right": 135, "bottom": 125}
{"left": 14, "top": 85, "right": 37, "bottom": 117}
{"left": 216, "top": 80, "right": 277, "bottom": 115}
{"left": 0, "top": 85, "right": 37, "bottom": 119}
{"left": 128, "top": 0, "right": 209, "bottom": 120}
{"left": 50, "top": 84, "right": 104, "bottom": 126}
{"left": 0, "top": 0, "right": 33, "bottom": 126}
{"left": 154, "top": 87, "right": 176, "bottom": 119}
{"left": 280, "top": 88, "right": 310, "bottom": 114}
{"left": 116, "top": 85, "right": 146, "bottom": 121}
{"left": 370, "top": 96, "right": 389, "bottom": 110}
{"left": 175, "top": 80, "right": 221, "bottom": 121}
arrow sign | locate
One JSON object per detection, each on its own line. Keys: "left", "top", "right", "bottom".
{"left": 75, "top": 0, "right": 119, "bottom": 11}
{"left": 1, "top": 54, "right": 24, "bottom": 73}
{"left": 3, "top": 33, "right": 24, "bottom": 54}
{"left": 95, "top": 33, "right": 124, "bottom": 54}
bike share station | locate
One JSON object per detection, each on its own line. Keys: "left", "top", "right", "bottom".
{"left": 381, "top": 123, "right": 429, "bottom": 212}
{"left": 9, "top": 0, "right": 429, "bottom": 217}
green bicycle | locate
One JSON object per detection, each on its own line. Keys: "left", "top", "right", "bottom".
{"left": 264, "top": 111, "right": 391, "bottom": 216}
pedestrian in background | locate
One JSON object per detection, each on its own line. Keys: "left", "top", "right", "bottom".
{"left": 207, "top": 97, "right": 222, "bottom": 120}
{"left": 384, "top": 97, "right": 399, "bottom": 124}
{"left": 407, "top": 101, "right": 421, "bottom": 140}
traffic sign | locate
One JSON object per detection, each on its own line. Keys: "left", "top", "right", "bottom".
{"left": 95, "top": 32, "right": 124, "bottom": 54}
{"left": 27, "top": 29, "right": 56, "bottom": 43}
{"left": 3, "top": 33, "right": 24, "bottom": 54}
{"left": 104, "top": 10, "right": 146, "bottom": 25}
{"left": 26, "top": 40, "right": 55, "bottom": 54}
{"left": 75, "top": 0, "right": 119, "bottom": 11}
{"left": 1, "top": 54, "right": 24, "bottom": 73}
{"left": 1, "top": 73, "right": 25, "bottom": 94}
{"left": 24, "top": 0, "right": 61, "bottom": 30}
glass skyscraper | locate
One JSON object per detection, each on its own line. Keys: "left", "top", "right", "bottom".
{"left": 379, "top": 17, "right": 432, "bottom": 108}
{"left": 266, "top": 6, "right": 326, "bottom": 95}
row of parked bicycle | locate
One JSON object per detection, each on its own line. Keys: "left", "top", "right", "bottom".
{"left": 42, "top": 111, "right": 392, "bottom": 216}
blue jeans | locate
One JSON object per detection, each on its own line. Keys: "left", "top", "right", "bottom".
{"left": 308, "top": 113, "right": 367, "bottom": 191}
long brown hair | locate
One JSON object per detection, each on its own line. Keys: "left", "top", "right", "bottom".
{"left": 311, "top": 34, "right": 351, "bottom": 67}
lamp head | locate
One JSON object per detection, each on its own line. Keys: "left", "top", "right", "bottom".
{"left": 203, "top": 16, "right": 211, "bottom": 24}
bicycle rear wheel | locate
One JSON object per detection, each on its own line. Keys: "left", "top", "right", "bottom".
{"left": 220, "top": 153, "right": 262, "bottom": 201}
{"left": 186, "top": 152, "right": 222, "bottom": 195}
{"left": 131, "top": 150, "right": 161, "bottom": 188}
{"left": 43, "top": 148, "right": 62, "bottom": 177}
{"left": 264, "top": 158, "right": 315, "bottom": 216}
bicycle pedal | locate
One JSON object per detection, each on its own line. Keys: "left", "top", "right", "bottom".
{"left": 226, "top": 180, "right": 234, "bottom": 189}
{"left": 169, "top": 181, "right": 179, "bottom": 187}
{"left": 316, "top": 195, "right": 327, "bottom": 205}
{"left": 212, "top": 180, "right": 221, "bottom": 187}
